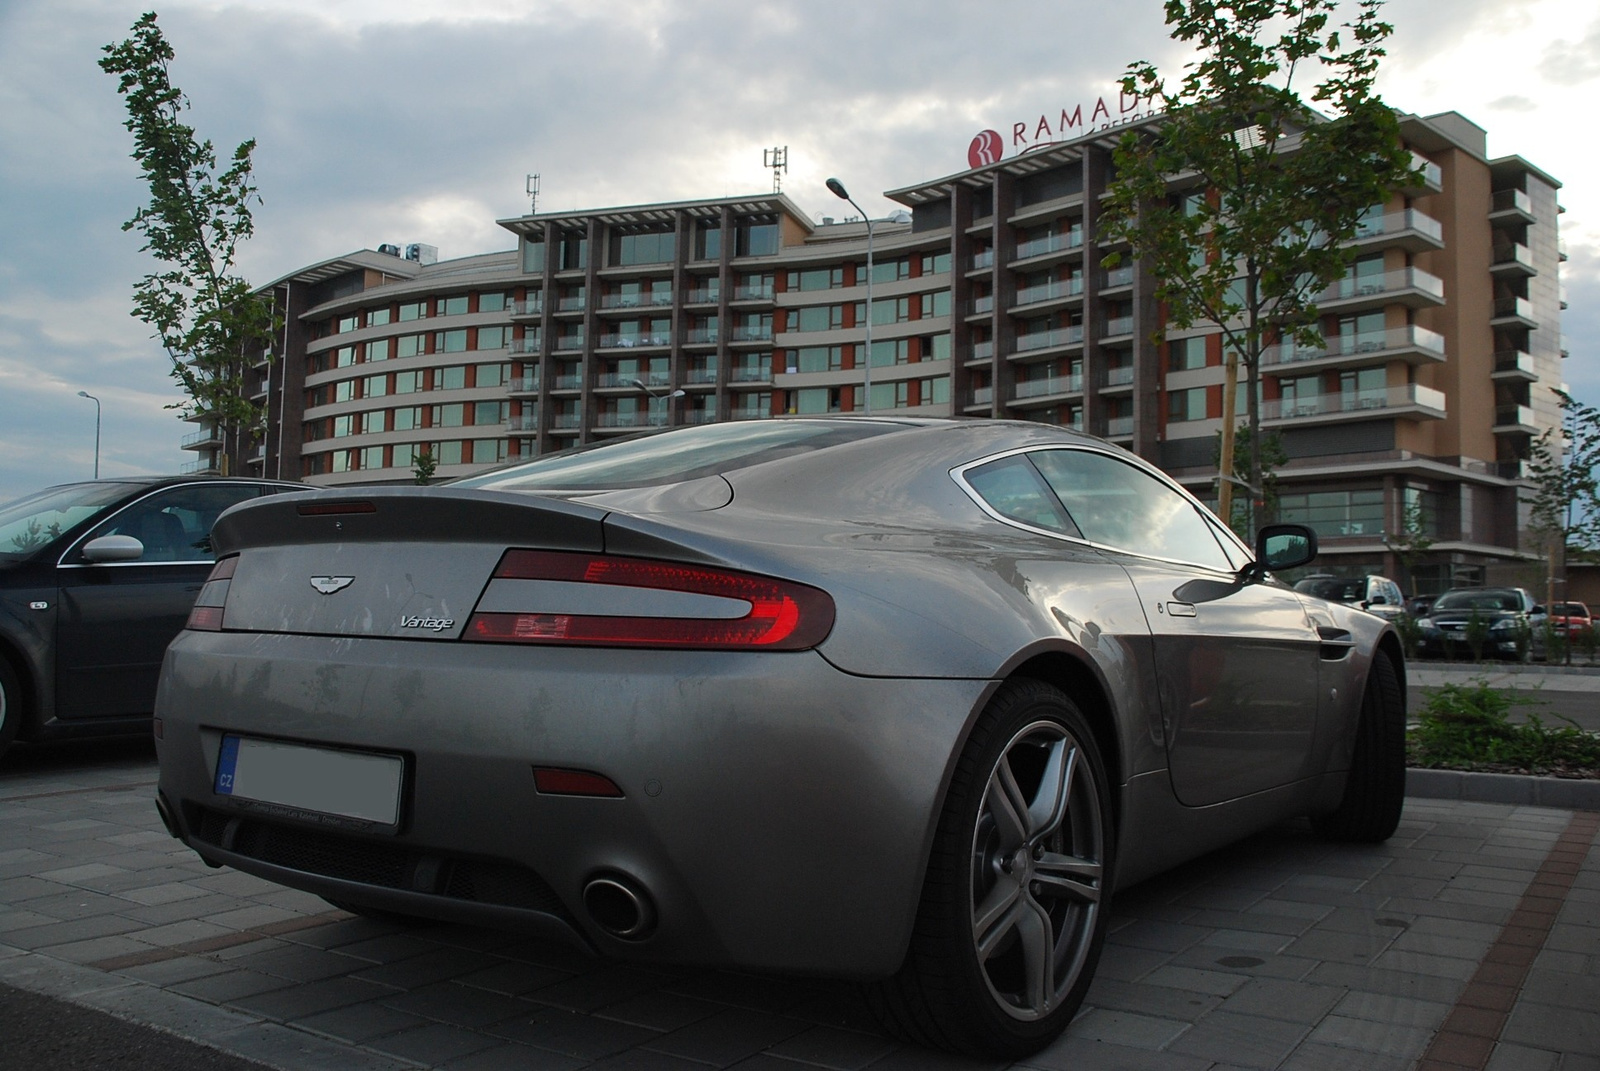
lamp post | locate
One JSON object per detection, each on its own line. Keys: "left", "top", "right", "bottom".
{"left": 76, "top": 391, "right": 101, "bottom": 479}
{"left": 630, "top": 379, "right": 686, "bottom": 427}
{"left": 826, "top": 178, "right": 874, "bottom": 415}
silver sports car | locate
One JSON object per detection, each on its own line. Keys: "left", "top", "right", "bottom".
{"left": 153, "top": 418, "right": 1405, "bottom": 1056}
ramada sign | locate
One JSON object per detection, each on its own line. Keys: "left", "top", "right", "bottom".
{"left": 968, "top": 91, "right": 1159, "bottom": 169}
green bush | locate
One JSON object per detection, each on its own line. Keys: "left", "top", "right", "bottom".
{"left": 1408, "top": 680, "right": 1600, "bottom": 775}
{"left": 1394, "top": 613, "right": 1422, "bottom": 659}
{"left": 1464, "top": 611, "right": 1489, "bottom": 662}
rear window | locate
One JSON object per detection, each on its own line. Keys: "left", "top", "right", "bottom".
{"left": 454, "top": 420, "right": 902, "bottom": 492}
{"left": 1434, "top": 589, "right": 1521, "bottom": 612}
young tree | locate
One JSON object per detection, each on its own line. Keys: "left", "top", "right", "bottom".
{"left": 411, "top": 447, "right": 438, "bottom": 486}
{"left": 1213, "top": 423, "right": 1287, "bottom": 538}
{"left": 1525, "top": 388, "right": 1600, "bottom": 609}
{"left": 101, "top": 12, "right": 274, "bottom": 475}
{"left": 1384, "top": 498, "right": 1434, "bottom": 598}
{"left": 1101, "top": 0, "right": 1419, "bottom": 531}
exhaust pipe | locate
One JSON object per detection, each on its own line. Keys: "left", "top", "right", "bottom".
{"left": 582, "top": 874, "right": 657, "bottom": 940}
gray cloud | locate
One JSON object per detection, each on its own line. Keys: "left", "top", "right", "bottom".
{"left": 1542, "top": 16, "right": 1600, "bottom": 85}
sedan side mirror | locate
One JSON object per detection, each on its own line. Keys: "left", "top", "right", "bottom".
{"left": 1253, "top": 524, "right": 1318, "bottom": 574}
{"left": 81, "top": 534, "right": 145, "bottom": 563}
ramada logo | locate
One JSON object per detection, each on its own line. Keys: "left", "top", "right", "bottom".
{"left": 968, "top": 130, "right": 1004, "bottom": 169}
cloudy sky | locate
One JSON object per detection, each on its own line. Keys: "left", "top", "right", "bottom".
{"left": 1, "top": 0, "right": 1596, "bottom": 503}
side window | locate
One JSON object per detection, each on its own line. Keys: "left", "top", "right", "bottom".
{"left": 86, "top": 485, "right": 266, "bottom": 563}
{"left": 1028, "top": 449, "right": 1235, "bottom": 571}
{"left": 963, "top": 455, "right": 1081, "bottom": 537}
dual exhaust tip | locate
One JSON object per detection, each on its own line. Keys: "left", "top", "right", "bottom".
{"left": 582, "top": 874, "right": 656, "bottom": 940}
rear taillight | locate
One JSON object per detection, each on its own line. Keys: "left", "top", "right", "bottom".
{"left": 186, "top": 555, "right": 238, "bottom": 631}
{"left": 464, "top": 550, "right": 834, "bottom": 651}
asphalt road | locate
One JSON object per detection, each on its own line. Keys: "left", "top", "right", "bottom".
{"left": 1408, "top": 664, "right": 1600, "bottom": 731}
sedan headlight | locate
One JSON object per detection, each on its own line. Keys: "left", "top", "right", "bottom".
{"left": 1417, "top": 617, "right": 1437, "bottom": 632}
{"left": 1491, "top": 619, "right": 1517, "bottom": 631}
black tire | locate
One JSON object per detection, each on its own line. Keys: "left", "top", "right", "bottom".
{"left": 1311, "top": 648, "right": 1405, "bottom": 842}
{"left": 0, "top": 657, "right": 23, "bottom": 761}
{"left": 866, "top": 678, "right": 1114, "bottom": 1057}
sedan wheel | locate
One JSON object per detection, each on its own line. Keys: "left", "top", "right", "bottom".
{"left": 868, "top": 678, "right": 1113, "bottom": 1056}
{"left": 0, "top": 658, "right": 22, "bottom": 759}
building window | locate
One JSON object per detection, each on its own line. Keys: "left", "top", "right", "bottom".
{"left": 1277, "top": 489, "right": 1385, "bottom": 538}
{"left": 436, "top": 366, "right": 467, "bottom": 391}
{"left": 919, "top": 251, "right": 952, "bottom": 276}
{"left": 337, "top": 314, "right": 359, "bottom": 333}
{"left": 521, "top": 240, "right": 546, "bottom": 274}
{"left": 398, "top": 301, "right": 426, "bottom": 322}
{"left": 435, "top": 329, "right": 468, "bottom": 353}
{"left": 870, "top": 339, "right": 913, "bottom": 367}
{"left": 476, "top": 325, "right": 508, "bottom": 350}
{"left": 736, "top": 219, "right": 779, "bottom": 257}
{"left": 361, "top": 410, "right": 384, "bottom": 434}
{"left": 394, "top": 370, "right": 423, "bottom": 394}
{"left": 786, "top": 267, "right": 844, "bottom": 291}
{"left": 476, "top": 363, "right": 507, "bottom": 388}
{"left": 433, "top": 403, "right": 466, "bottom": 428}
{"left": 436, "top": 441, "right": 464, "bottom": 465}
{"left": 871, "top": 258, "right": 911, "bottom": 285}
{"left": 363, "top": 374, "right": 388, "bottom": 399}
{"left": 396, "top": 334, "right": 424, "bottom": 358}
{"left": 792, "top": 346, "right": 846, "bottom": 373}
{"left": 559, "top": 233, "right": 588, "bottom": 271}
{"left": 696, "top": 222, "right": 721, "bottom": 261}
{"left": 611, "top": 230, "right": 676, "bottom": 266}
{"left": 1168, "top": 336, "right": 1208, "bottom": 371}
{"left": 438, "top": 295, "right": 469, "bottom": 317}
{"left": 474, "top": 401, "right": 508, "bottom": 426}
{"left": 393, "top": 407, "right": 421, "bottom": 431}
{"left": 364, "top": 340, "right": 388, "bottom": 362}
{"left": 1167, "top": 386, "right": 1208, "bottom": 422}
{"left": 478, "top": 292, "right": 507, "bottom": 313}
{"left": 367, "top": 308, "right": 391, "bottom": 327}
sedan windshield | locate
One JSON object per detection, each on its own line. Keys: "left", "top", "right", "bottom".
{"left": 1433, "top": 590, "right": 1521, "bottom": 613}
{"left": 0, "top": 482, "right": 138, "bottom": 559}
{"left": 455, "top": 420, "right": 902, "bottom": 492}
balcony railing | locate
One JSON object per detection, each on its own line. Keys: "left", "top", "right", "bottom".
{"left": 1015, "top": 374, "right": 1082, "bottom": 399}
{"left": 180, "top": 458, "right": 220, "bottom": 475}
{"left": 682, "top": 408, "right": 716, "bottom": 424}
{"left": 684, "top": 288, "right": 720, "bottom": 304}
{"left": 1015, "top": 277, "right": 1084, "bottom": 306}
{"left": 730, "top": 326, "right": 773, "bottom": 342}
{"left": 509, "top": 297, "right": 543, "bottom": 317}
{"left": 685, "top": 367, "right": 718, "bottom": 384}
{"left": 599, "top": 292, "right": 673, "bottom": 310}
{"left": 551, "top": 413, "right": 582, "bottom": 429}
{"left": 595, "top": 372, "right": 671, "bottom": 388}
{"left": 1493, "top": 350, "right": 1535, "bottom": 377}
{"left": 1353, "top": 209, "right": 1443, "bottom": 243}
{"left": 509, "top": 414, "right": 540, "bottom": 431}
{"left": 554, "top": 335, "right": 586, "bottom": 351}
{"left": 972, "top": 340, "right": 995, "bottom": 361}
{"left": 1492, "top": 296, "right": 1534, "bottom": 321}
{"left": 1262, "top": 325, "right": 1446, "bottom": 366}
{"left": 1494, "top": 404, "right": 1536, "bottom": 429}
{"left": 971, "top": 294, "right": 994, "bottom": 315}
{"left": 732, "top": 284, "right": 775, "bottom": 301}
{"left": 1014, "top": 231, "right": 1083, "bottom": 260}
{"left": 509, "top": 336, "right": 543, "bottom": 355}
{"left": 1102, "top": 366, "right": 1134, "bottom": 387}
{"left": 970, "top": 386, "right": 993, "bottom": 406}
{"left": 684, "top": 328, "right": 719, "bottom": 344}
{"left": 1105, "top": 416, "right": 1134, "bottom": 436}
{"left": 730, "top": 366, "right": 772, "bottom": 382}
{"left": 181, "top": 427, "right": 221, "bottom": 448}
{"left": 971, "top": 250, "right": 994, "bottom": 271}
{"left": 1492, "top": 188, "right": 1532, "bottom": 216}
{"left": 1101, "top": 266, "right": 1134, "bottom": 289}
{"left": 596, "top": 411, "right": 655, "bottom": 428}
{"left": 556, "top": 295, "right": 588, "bottom": 312}
{"left": 729, "top": 409, "right": 774, "bottom": 421}
{"left": 1100, "top": 316, "right": 1134, "bottom": 338}
{"left": 552, "top": 375, "right": 582, "bottom": 390}
{"left": 1262, "top": 384, "right": 1447, "bottom": 421}
{"left": 596, "top": 333, "right": 672, "bottom": 348}
{"left": 1408, "top": 152, "right": 1443, "bottom": 189}
{"left": 1491, "top": 243, "right": 1534, "bottom": 271}
{"left": 509, "top": 375, "right": 541, "bottom": 393}
{"left": 1318, "top": 267, "right": 1444, "bottom": 303}
{"left": 1013, "top": 325, "right": 1084, "bottom": 353}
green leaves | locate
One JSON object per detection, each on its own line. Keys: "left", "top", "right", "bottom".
{"left": 100, "top": 12, "right": 275, "bottom": 464}
{"left": 1524, "top": 388, "right": 1600, "bottom": 564}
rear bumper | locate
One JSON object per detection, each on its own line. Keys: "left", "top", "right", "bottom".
{"left": 155, "top": 630, "right": 990, "bottom": 978}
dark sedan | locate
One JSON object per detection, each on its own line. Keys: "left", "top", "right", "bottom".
{"left": 0, "top": 476, "right": 297, "bottom": 758}
{"left": 1415, "top": 586, "right": 1537, "bottom": 659}
{"left": 152, "top": 419, "right": 1405, "bottom": 1057}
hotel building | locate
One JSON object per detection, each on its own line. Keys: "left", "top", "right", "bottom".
{"left": 200, "top": 109, "right": 1564, "bottom": 592}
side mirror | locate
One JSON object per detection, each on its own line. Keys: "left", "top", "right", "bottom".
{"left": 1253, "top": 523, "right": 1318, "bottom": 573}
{"left": 81, "top": 534, "right": 145, "bottom": 563}
{"left": 1533, "top": 605, "right": 1545, "bottom": 615}
{"left": 1368, "top": 595, "right": 1387, "bottom": 606}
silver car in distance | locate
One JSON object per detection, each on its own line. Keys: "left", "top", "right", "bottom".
{"left": 153, "top": 418, "right": 1405, "bottom": 1057}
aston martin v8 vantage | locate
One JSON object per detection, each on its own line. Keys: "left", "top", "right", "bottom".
{"left": 153, "top": 418, "right": 1406, "bottom": 1056}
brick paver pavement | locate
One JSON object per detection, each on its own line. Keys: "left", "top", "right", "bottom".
{"left": 2, "top": 740, "right": 1596, "bottom": 1070}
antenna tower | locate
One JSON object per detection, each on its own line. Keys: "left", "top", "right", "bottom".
{"left": 525, "top": 173, "right": 540, "bottom": 214}
{"left": 762, "top": 147, "right": 788, "bottom": 193}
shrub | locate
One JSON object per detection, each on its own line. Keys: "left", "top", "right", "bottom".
{"left": 1408, "top": 680, "right": 1600, "bottom": 775}
{"left": 1464, "top": 610, "right": 1489, "bottom": 662}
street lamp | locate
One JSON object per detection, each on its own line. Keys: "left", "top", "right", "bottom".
{"left": 76, "top": 391, "right": 101, "bottom": 479}
{"left": 826, "top": 177, "right": 874, "bottom": 415}
{"left": 630, "top": 379, "right": 686, "bottom": 427}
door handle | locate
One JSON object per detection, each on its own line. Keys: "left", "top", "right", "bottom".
{"left": 1166, "top": 601, "right": 1197, "bottom": 617}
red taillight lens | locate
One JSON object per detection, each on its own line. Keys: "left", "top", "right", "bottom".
{"left": 464, "top": 550, "right": 834, "bottom": 651}
{"left": 533, "top": 767, "right": 625, "bottom": 797}
{"left": 186, "top": 556, "right": 238, "bottom": 631}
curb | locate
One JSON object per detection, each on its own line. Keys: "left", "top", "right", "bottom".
{"left": 1406, "top": 767, "right": 1600, "bottom": 810}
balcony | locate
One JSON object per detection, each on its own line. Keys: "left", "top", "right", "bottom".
{"left": 1014, "top": 277, "right": 1084, "bottom": 309}
{"left": 508, "top": 375, "right": 542, "bottom": 394}
{"left": 1490, "top": 243, "right": 1536, "bottom": 278}
{"left": 969, "top": 386, "right": 994, "bottom": 407}
{"left": 1490, "top": 296, "right": 1537, "bottom": 329}
{"left": 1497, "top": 458, "right": 1534, "bottom": 480}
{"left": 970, "top": 250, "right": 995, "bottom": 271}
{"left": 509, "top": 336, "right": 543, "bottom": 355}
{"left": 729, "top": 409, "right": 774, "bottom": 421}
{"left": 1011, "top": 325, "right": 1084, "bottom": 357}
{"left": 1317, "top": 267, "right": 1445, "bottom": 311}
{"left": 1012, "top": 231, "right": 1084, "bottom": 263}
{"left": 509, "top": 297, "right": 543, "bottom": 318}
{"left": 181, "top": 427, "right": 221, "bottom": 450}
{"left": 970, "top": 294, "right": 995, "bottom": 316}
{"left": 685, "top": 367, "right": 718, "bottom": 384}
{"left": 684, "top": 288, "right": 720, "bottom": 305}
{"left": 599, "top": 292, "right": 673, "bottom": 310}
{"left": 682, "top": 408, "right": 716, "bottom": 424}
{"left": 1493, "top": 405, "right": 1537, "bottom": 434}
{"left": 1100, "top": 315, "right": 1134, "bottom": 339}
{"left": 596, "top": 411, "right": 654, "bottom": 429}
{"left": 1490, "top": 188, "right": 1535, "bottom": 224}
{"left": 1261, "top": 325, "right": 1446, "bottom": 372}
{"left": 729, "top": 366, "right": 772, "bottom": 383}
{"left": 554, "top": 335, "right": 586, "bottom": 351}
{"left": 595, "top": 371, "right": 671, "bottom": 389}
{"left": 1262, "top": 384, "right": 1447, "bottom": 425}
{"left": 684, "top": 328, "right": 719, "bottom": 345}
{"left": 596, "top": 332, "right": 671, "bottom": 349}
{"left": 1013, "top": 375, "right": 1082, "bottom": 400}
{"left": 730, "top": 325, "right": 773, "bottom": 343}
{"left": 1101, "top": 365, "right": 1134, "bottom": 388}
{"left": 551, "top": 375, "right": 583, "bottom": 391}
{"left": 1401, "top": 151, "right": 1443, "bottom": 194}
{"left": 551, "top": 413, "right": 582, "bottom": 429}
{"left": 1100, "top": 266, "right": 1134, "bottom": 290}
{"left": 1351, "top": 209, "right": 1444, "bottom": 252}
{"left": 509, "top": 414, "right": 540, "bottom": 433}
{"left": 1105, "top": 415, "right": 1134, "bottom": 437}
{"left": 555, "top": 294, "right": 588, "bottom": 313}
{"left": 1492, "top": 350, "right": 1537, "bottom": 382}
{"left": 732, "top": 284, "right": 775, "bottom": 302}
{"left": 971, "top": 340, "right": 995, "bottom": 361}
{"left": 180, "top": 458, "right": 220, "bottom": 475}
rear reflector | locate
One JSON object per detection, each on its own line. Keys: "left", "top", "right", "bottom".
{"left": 464, "top": 550, "right": 834, "bottom": 651}
{"left": 296, "top": 500, "right": 378, "bottom": 516}
{"left": 533, "top": 767, "right": 625, "bottom": 797}
{"left": 186, "top": 556, "right": 239, "bottom": 631}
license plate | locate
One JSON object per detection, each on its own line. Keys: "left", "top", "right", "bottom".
{"left": 215, "top": 735, "right": 404, "bottom": 826}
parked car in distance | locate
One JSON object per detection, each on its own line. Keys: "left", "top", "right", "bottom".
{"left": 1415, "top": 586, "right": 1537, "bottom": 660}
{"left": 1293, "top": 573, "right": 1406, "bottom": 620}
{"left": 0, "top": 476, "right": 300, "bottom": 758}
{"left": 153, "top": 419, "right": 1407, "bottom": 1057}
{"left": 1546, "top": 601, "right": 1593, "bottom": 635}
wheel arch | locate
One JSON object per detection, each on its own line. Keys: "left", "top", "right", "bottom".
{"left": 0, "top": 631, "right": 39, "bottom": 737}
{"left": 1373, "top": 628, "right": 1407, "bottom": 716}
